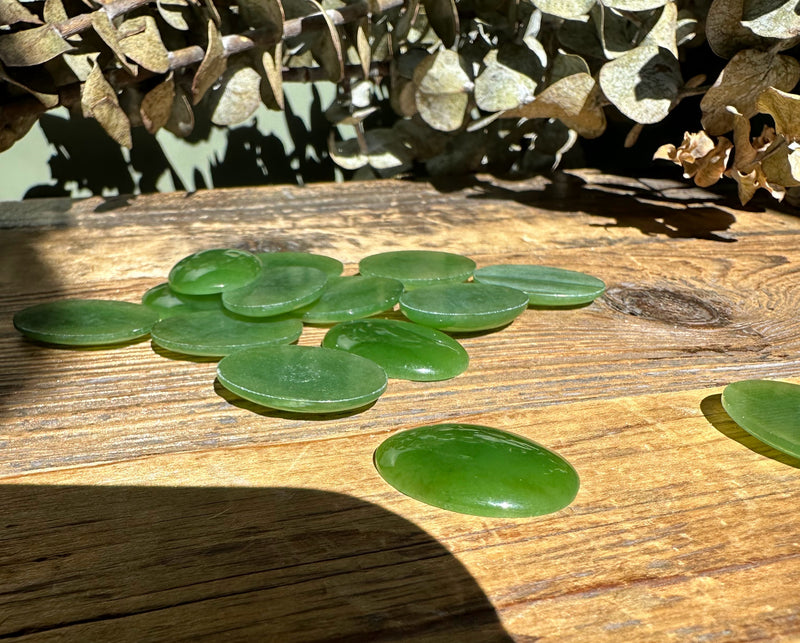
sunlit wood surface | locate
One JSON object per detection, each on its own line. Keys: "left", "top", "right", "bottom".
{"left": 2, "top": 171, "right": 800, "bottom": 641}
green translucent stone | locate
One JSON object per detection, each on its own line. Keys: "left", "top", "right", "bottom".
{"left": 474, "top": 264, "right": 606, "bottom": 307}
{"left": 13, "top": 299, "right": 158, "bottom": 346}
{"left": 721, "top": 380, "right": 800, "bottom": 459}
{"left": 222, "top": 266, "right": 328, "bottom": 317}
{"left": 322, "top": 318, "right": 469, "bottom": 381}
{"left": 142, "top": 282, "right": 223, "bottom": 319}
{"left": 150, "top": 310, "right": 303, "bottom": 357}
{"left": 256, "top": 251, "right": 344, "bottom": 277}
{"left": 296, "top": 276, "right": 404, "bottom": 324}
{"left": 168, "top": 248, "right": 262, "bottom": 295}
{"left": 374, "top": 424, "right": 580, "bottom": 517}
{"left": 217, "top": 345, "right": 388, "bottom": 413}
{"left": 359, "top": 250, "right": 476, "bottom": 289}
{"left": 399, "top": 283, "right": 529, "bottom": 332}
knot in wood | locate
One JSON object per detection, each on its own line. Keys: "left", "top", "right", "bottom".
{"left": 603, "top": 286, "right": 730, "bottom": 327}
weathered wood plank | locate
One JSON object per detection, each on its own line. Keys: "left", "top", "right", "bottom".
{"left": 2, "top": 388, "right": 799, "bottom": 640}
{"left": 2, "top": 175, "right": 800, "bottom": 640}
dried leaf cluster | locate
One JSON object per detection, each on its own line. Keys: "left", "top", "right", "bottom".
{"left": 0, "top": 0, "right": 799, "bottom": 201}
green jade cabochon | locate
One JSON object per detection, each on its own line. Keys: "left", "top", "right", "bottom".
{"left": 168, "top": 248, "right": 262, "bottom": 295}
{"left": 296, "top": 276, "right": 404, "bottom": 324}
{"left": 474, "top": 264, "right": 606, "bottom": 307}
{"left": 322, "top": 318, "right": 469, "bottom": 381}
{"left": 256, "top": 251, "right": 344, "bottom": 277}
{"left": 151, "top": 310, "right": 303, "bottom": 357}
{"left": 400, "top": 282, "right": 529, "bottom": 331}
{"left": 142, "top": 282, "right": 223, "bottom": 319}
{"left": 721, "top": 379, "right": 800, "bottom": 459}
{"left": 222, "top": 266, "right": 328, "bottom": 317}
{"left": 13, "top": 299, "right": 159, "bottom": 346}
{"left": 359, "top": 250, "right": 476, "bottom": 289}
{"left": 217, "top": 345, "right": 388, "bottom": 413}
{"left": 374, "top": 424, "right": 580, "bottom": 517}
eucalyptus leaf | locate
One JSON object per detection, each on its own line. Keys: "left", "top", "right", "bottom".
{"left": 91, "top": 10, "right": 136, "bottom": 74}
{"left": 413, "top": 49, "right": 472, "bottom": 131}
{"left": 474, "top": 48, "right": 538, "bottom": 112}
{"left": 761, "top": 143, "right": 800, "bottom": 188}
{"left": 118, "top": 16, "right": 170, "bottom": 74}
{"left": 505, "top": 72, "right": 606, "bottom": 138}
{"left": 81, "top": 61, "right": 132, "bottom": 148}
{"left": 598, "top": 44, "right": 681, "bottom": 124}
{"left": 742, "top": 0, "right": 800, "bottom": 41}
{"left": 521, "top": 9, "right": 548, "bottom": 67}
{"left": 140, "top": 73, "right": 175, "bottom": 133}
{"left": 756, "top": 87, "right": 800, "bottom": 143}
{"left": 0, "top": 107, "right": 37, "bottom": 153}
{"left": 421, "top": 0, "right": 458, "bottom": 47}
{"left": 700, "top": 50, "right": 800, "bottom": 135}
{"left": 329, "top": 135, "right": 368, "bottom": 170}
{"left": 532, "top": 0, "right": 595, "bottom": 19}
{"left": 156, "top": 0, "right": 191, "bottom": 31}
{"left": 210, "top": 63, "right": 263, "bottom": 125}
{"left": 192, "top": 19, "right": 226, "bottom": 104}
{"left": 0, "top": 0, "right": 42, "bottom": 25}
{"left": 238, "top": 0, "right": 284, "bottom": 31}
{"left": 706, "top": 0, "right": 772, "bottom": 58}
{"left": 413, "top": 49, "right": 471, "bottom": 94}
{"left": 393, "top": 117, "right": 449, "bottom": 160}
{"left": 42, "top": 0, "right": 67, "bottom": 24}
{"left": 165, "top": 86, "right": 195, "bottom": 137}
{"left": 0, "top": 61, "right": 58, "bottom": 108}
{"left": 549, "top": 50, "right": 590, "bottom": 83}
{"left": 642, "top": 1, "right": 678, "bottom": 56}
{"left": 415, "top": 91, "right": 468, "bottom": 131}
{"left": 0, "top": 24, "right": 72, "bottom": 67}
{"left": 602, "top": 0, "right": 667, "bottom": 9}
{"left": 261, "top": 44, "right": 284, "bottom": 110}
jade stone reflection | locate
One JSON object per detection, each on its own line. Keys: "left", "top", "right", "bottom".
{"left": 296, "top": 276, "right": 404, "bottom": 324}
{"left": 374, "top": 424, "right": 580, "bottom": 517}
{"left": 150, "top": 310, "right": 303, "bottom": 357}
{"left": 399, "top": 283, "right": 529, "bottom": 331}
{"left": 256, "top": 251, "right": 344, "bottom": 277}
{"left": 474, "top": 264, "right": 606, "bottom": 307}
{"left": 322, "top": 318, "right": 469, "bottom": 381}
{"left": 722, "top": 380, "right": 800, "bottom": 459}
{"left": 13, "top": 299, "right": 158, "bottom": 346}
{"left": 142, "top": 283, "right": 223, "bottom": 319}
{"left": 217, "top": 345, "right": 388, "bottom": 413}
{"left": 222, "top": 266, "right": 328, "bottom": 317}
{"left": 168, "top": 248, "right": 262, "bottom": 295}
{"left": 359, "top": 250, "right": 476, "bottom": 289}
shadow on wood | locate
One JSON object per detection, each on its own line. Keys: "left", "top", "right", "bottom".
{"left": 0, "top": 485, "right": 513, "bottom": 641}
{"left": 700, "top": 394, "right": 800, "bottom": 469}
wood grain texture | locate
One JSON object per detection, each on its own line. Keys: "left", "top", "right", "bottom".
{"left": 2, "top": 172, "right": 800, "bottom": 640}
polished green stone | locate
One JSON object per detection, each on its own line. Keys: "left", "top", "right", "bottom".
{"left": 13, "top": 299, "right": 158, "bottom": 346}
{"left": 168, "top": 248, "right": 262, "bottom": 295}
{"left": 359, "top": 250, "right": 476, "bottom": 289}
{"left": 150, "top": 310, "right": 302, "bottom": 356}
{"left": 399, "top": 283, "right": 529, "bottom": 331}
{"left": 474, "top": 264, "right": 606, "bottom": 307}
{"left": 374, "top": 424, "right": 580, "bottom": 517}
{"left": 256, "top": 251, "right": 344, "bottom": 277}
{"left": 721, "top": 380, "right": 800, "bottom": 459}
{"left": 222, "top": 266, "right": 327, "bottom": 317}
{"left": 217, "top": 345, "right": 388, "bottom": 413}
{"left": 142, "top": 282, "right": 223, "bottom": 319}
{"left": 322, "top": 318, "right": 469, "bottom": 381}
{"left": 296, "top": 276, "right": 404, "bottom": 324}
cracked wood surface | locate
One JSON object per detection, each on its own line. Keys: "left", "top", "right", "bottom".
{"left": 1, "top": 172, "right": 800, "bottom": 641}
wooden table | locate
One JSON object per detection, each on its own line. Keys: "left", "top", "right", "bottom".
{"left": 2, "top": 171, "right": 800, "bottom": 641}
